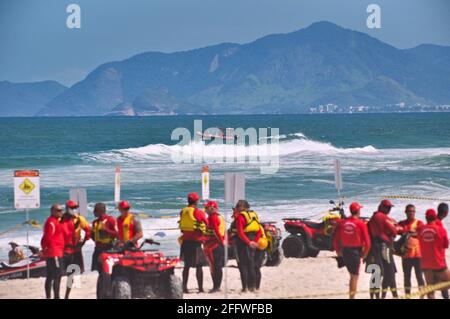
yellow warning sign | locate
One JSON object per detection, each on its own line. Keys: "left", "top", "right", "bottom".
{"left": 19, "top": 178, "right": 35, "bottom": 195}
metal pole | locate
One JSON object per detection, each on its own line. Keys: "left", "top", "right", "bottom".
{"left": 26, "top": 209, "right": 30, "bottom": 280}
{"left": 224, "top": 205, "right": 228, "bottom": 299}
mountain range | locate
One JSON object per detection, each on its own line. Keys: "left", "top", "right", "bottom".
{"left": 2, "top": 21, "right": 450, "bottom": 117}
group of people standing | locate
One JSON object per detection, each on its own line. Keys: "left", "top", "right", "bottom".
{"left": 40, "top": 200, "right": 143, "bottom": 299}
{"left": 333, "top": 199, "right": 450, "bottom": 299}
{"left": 178, "top": 192, "right": 266, "bottom": 293}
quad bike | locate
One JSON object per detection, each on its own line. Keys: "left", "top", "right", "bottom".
{"left": 228, "top": 221, "right": 283, "bottom": 267}
{"left": 98, "top": 239, "right": 182, "bottom": 299}
{"left": 282, "top": 200, "right": 345, "bottom": 258}
{"left": 260, "top": 221, "right": 283, "bottom": 267}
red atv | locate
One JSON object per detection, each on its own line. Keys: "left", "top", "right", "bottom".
{"left": 281, "top": 200, "right": 345, "bottom": 258}
{"left": 98, "top": 239, "right": 182, "bottom": 299}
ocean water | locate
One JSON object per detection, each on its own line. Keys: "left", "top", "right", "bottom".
{"left": 1, "top": 113, "right": 450, "bottom": 262}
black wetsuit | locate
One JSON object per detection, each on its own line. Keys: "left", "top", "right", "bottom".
{"left": 235, "top": 233, "right": 264, "bottom": 291}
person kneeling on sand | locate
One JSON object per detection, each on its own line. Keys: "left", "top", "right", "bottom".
{"left": 203, "top": 201, "right": 225, "bottom": 292}
{"left": 230, "top": 200, "right": 264, "bottom": 292}
{"left": 333, "top": 202, "right": 371, "bottom": 299}
{"left": 418, "top": 209, "right": 450, "bottom": 299}
{"left": 179, "top": 192, "right": 208, "bottom": 293}
{"left": 41, "top": 204, "right": 65, "bottom": 299}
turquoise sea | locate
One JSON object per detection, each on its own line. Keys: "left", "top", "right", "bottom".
{"left": 1, "top": 113, "right": 450, "bottom": 262}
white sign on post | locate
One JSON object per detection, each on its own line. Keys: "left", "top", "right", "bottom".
{"left": 334, "top": 159, "right": 343, "bottom": 195}
{"left": 224, "top": 173, "right": 246, "bottom": 204}
{"left": 201, "top": 166, "right": 210, "bottom": 200}
{"left": 69, "top": 188, "right": 88, "bottom": 217}
{"left": 14, "top": 170, "right": 40, "bottom": 209}
{"left": 114, "top": 166, "right": 121, "bottom": 203}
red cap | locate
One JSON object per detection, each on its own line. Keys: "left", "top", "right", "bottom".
{"left": 349, "top": 202, "right": 363, "bottom": 213}
{"left": 380, "top": 199, "right": 394, "bottom": 207}
{"left": 66, "top": 200, "right": 79, "bottom": 208}
{"left": 118, "top": 200, "right": 131, "bottom": 209}
{"left": 426, "top": 208, "right": 437, "bottom": 220}
{"left": 188, "top": 192, "right": 200, "bottom": 202}
{"left": 204, "top": 201, "right": 218, "bottom": 210}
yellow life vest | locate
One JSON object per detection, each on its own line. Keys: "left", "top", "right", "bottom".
{"left": 93, "top": 218, "right": 115, "bottom": 244}
{"left": 240, "top": 210, "right": 261, "bottom": 233}
{"left": 73, "top": 215, "right": 89, "bottom": 243}
{"left": 179, "top": 206, "right": 206, "bottom": 234}
{"left": 118, "top": 214, "right": 134, "bottom": 242}
{"left": 205, "top": 214, "right": 225, "bottom": 237}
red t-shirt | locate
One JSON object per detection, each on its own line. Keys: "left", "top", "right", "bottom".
{"left": 181, "top": 207, "right": 208, "bottom": 241}
{"left": 418, "top": 222, "right": 449, "bottom": 270}
{"left": 60, "top": 217, "right": 76, "bottom": 254}
{"left": 368, "top": 211, "right": 398, "bottom": 243}
{"left": 333, "top": 216, "right": 371, "bottom": 255}
{"left": 41, "top": 216, "right": 64, "bottom": 258}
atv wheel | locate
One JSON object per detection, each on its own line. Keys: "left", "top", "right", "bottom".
{"left": 165, "top": 274, "right": 183, "bottom": 299}
{"left": 265, "top": 247, "right": 283, "bottom": 266}
{"left": 282, "top": 235, "right": 307, "bottom": 258}
{"left": 111, "top": 276, "right": 132, "bottom": 299}
{"left": 142, "top": 285, "right": 158, "bottom": 299}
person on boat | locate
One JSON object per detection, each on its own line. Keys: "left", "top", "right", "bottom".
{"left": 179, "top": 192, "right": 208, "bottom": 293}
{"left": 230, "top": 200, "right": 265, "bottom": 292}
{"left": 8, "top": 242, "right": 25, "bottom": 264}
{"left": 41, "top": 204, "right": 65, "bottom": 299}
{"left": 418, "top": 209, "right": 450, "bottom": 299}
{"left": 60, "top": 203, "right": 77, "bottom": 299}
{"left": 65, "top": 200, "right": 91, "bottom": 274}
{"left": 366, "top": 199, "right": 399, "bottom": 299}
{"left": 203, "top": 201, "right": 225, "bottom": 292}
{"left": 116, "top": 200, "right": 143, "bottom": 248}
{"left": 333, "top": 202, "right": 371, "bottom": 299}
{"left": 91, "top": 202, "right": 117, "bottom": 299}
{"left": 398, "top": 204, "right": 425, "bottom": 297}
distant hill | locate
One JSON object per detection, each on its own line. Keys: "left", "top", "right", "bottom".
{"left": 0, "top": 81, "right": 67, "bottom": 116}
{"left": 16, "top": 22, "right": 450, "bottom": 116}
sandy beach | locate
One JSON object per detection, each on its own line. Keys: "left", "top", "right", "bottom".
{"left": 1, "top": 252, "right": 448, "bottom": 299}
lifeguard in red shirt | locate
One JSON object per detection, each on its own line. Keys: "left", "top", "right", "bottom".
{"left": 203, "top": 201, "right": 225, "bottom": 292}
{"left": 418, "top": 208, "right": 450, "bottom": 299}
{"left": 41, "top": 204, "right": 65, "bottom": 299}
{"left": 230, "top": 200, "right": 265, "bottom": 292}
{"left": 333, "top": 202, "right": 370, "bottom": 299}
{"left": 179, "top": 192, "right": 208, "bottom": 293}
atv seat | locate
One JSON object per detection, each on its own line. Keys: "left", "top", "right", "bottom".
{"left": 303, "top": 221, "right": 324, "bottom": 229}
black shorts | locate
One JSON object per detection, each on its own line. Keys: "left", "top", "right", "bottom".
{"left": 180, "top": 240, "right": 206, "bottom": 267}
{"left": 45, "top": 257, "right": 65, "bottom": 278}
{"left": 342, "top": 247, "right": 362, "bottom": 275}
{"left": 72, "top": 251, "right": 85, "bottom": 273}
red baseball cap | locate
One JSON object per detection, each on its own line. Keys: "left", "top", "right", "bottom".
{"left": 118, "top": 200, "right": 131, "bottom": 209}
{"left": 204, "top": 201, "right": 218, "bottom": 210}
{"left": 188, "top": 192, "right": 200, "bottom": 202}
{"left": 426, "top": 208, "right": 437, "bottom": 220}
{"left": 380, "top": 199, "right": 394, "bottom": 207}
{"left": 349, "top": 202, "right": 363, "bottom": 213}
{"left": 66, "top": 200, "right": 79, "bottom": 208}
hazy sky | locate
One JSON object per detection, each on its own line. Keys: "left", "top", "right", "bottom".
{"left": 0, "top": 0, "right": 449, "bottom": 86}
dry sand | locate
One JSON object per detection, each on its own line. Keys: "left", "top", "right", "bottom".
{"left": 0, "top": 252, "right": 448, "bottom": 299}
